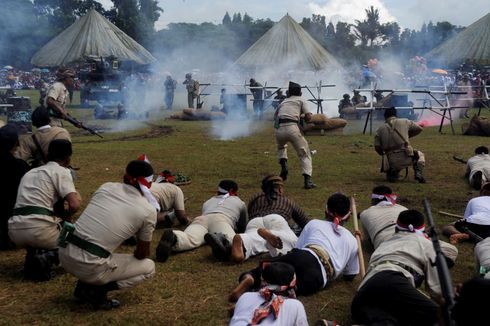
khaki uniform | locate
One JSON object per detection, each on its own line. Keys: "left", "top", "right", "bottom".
{"left": 275, "top": 96, "right": 312, "bottom": 176}
{"left": 59, "top": 183, "right": 157, "bottom": 289}
{"left": 360, "top": 203, "right": 458, "bottom": 262}
{"left": 150, "top": 182, "right": 185, "bottom": 212}
{"left": 44, "top": 81, "right": 67, "bottom": 127}
{"left": 173, "top": 195, "right": 246, "bottom": 252}
{"left": 375, "top": 116, "right": 425, "bottom": 173}
{"left": 466, "top": 154, "right": 490, "bottom": 185}
{"left": 360, "top": 203, "right": 408, "bottom": 249}
{"left": 9, "top": 162, "right": 77, "bottom": 249}
{"left": 15, "top": 126, "right": 71, "bottom": 165}
{"left": 475, "top": 238, "right": 490, "bottom": 279}
{"left": 183, "top": 78, "right": 199, "bottom": 108}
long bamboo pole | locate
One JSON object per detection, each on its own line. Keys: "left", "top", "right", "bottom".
{"left": 351, "top": 197, "right": 366, "bottom": 278}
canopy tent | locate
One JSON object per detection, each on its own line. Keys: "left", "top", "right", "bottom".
{"left": 234, "top": 14, "right": 341, "bottom": 71}
{"left": 426, "top": 12, "right": 490, "bottom": 67}
{"left": 31, "top": 9, "right": 156, "bottom": 67}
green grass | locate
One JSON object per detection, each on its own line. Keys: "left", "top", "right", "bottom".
{"left": 0, "top": 90, "right": 488, "bottom": 325}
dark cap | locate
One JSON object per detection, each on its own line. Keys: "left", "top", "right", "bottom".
{"left": 126, "top": 160, "right": 154, "bottom": 178}
{"left": 288, "top": 81, "right": 301, "bottom": 96}
{"left": 384, "top": 107, "right": 397, "bottom": 119}
{"left": 218, "top": 179, "right": 238, "bottom": 192}
{"left": 0, "top": 124, "right": 19, "bottom": 153}
{"left": 262, "top": 262, "right": 295, "bottom": 286}
{"left": 261, "top": 175, "right": 284, "bottom": 192}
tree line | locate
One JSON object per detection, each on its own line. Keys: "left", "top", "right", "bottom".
{"left": 0, "top": 1, "right": 464, "bottom": 69}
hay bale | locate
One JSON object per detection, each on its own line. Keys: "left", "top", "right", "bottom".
{"left": 309, "top": 114, "right": 328, "bottom": 124}
{"left": 303, "top": 118, "right": 347, "bottom": 135}
{"left": 463, "top": 115, "right": 490, "bottom": 136}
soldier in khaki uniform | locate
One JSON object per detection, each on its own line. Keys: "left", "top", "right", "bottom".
{"left": 44, "top": 68, "right": 75, "bottom": 126}
{"left": 352, "top": 210, "right": 442, "bottom": 326}
{"left": 374, "top": 107, "right": 426, "bottom": 183}
{"left": 275, "top": 81, "right": 316, "bottom": 189}
{"left": 9, "top": 139, "right": 81, "bottom": 280}
{"left": 183, "top": 73, "right": 200, "bottom": 108}
{"left": 15, "top": 107, "right": 71, "bottom": 167}
{"left": 360, "top": 185, "right": 458, "bottom": 265}
{"left": 156, "top": 180, "right": 247, "bottom": 262}
{"left": 150, "top": 174, "right": 190, "bottom": 227}
{"left": 59, "top": 160, "right": 158, "bottom": 309}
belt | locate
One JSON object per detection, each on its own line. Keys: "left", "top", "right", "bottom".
{"left": 371, "top": 260, "right": 423, "bottom": 287}
{"left": 372, "top": 223, "right": 396, "bottom": 243}
{"left": 306, "top": 244, "right": 335, "bottom": 279}
{"left": 13, "top": 206, "right": 53, "bottom": 216}
{"left": 66, "top": 233, "right": 111, "bottom": 258}
{"left": 278, "top": 118, "right": 298, "bottom": 124}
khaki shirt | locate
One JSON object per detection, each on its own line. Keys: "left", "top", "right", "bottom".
{"left": 202, "top": 195, "right": 247, "bottom": 226}
{"left": 277, "top": 96, "right": 310, "bottom": 121}
{"left": 10, "top": 161, "right": 76, "bottom": 228}
{"left": 73, "top": 183, "right": 157, "bottom": 254}
{"left": 466, "top": 154, "right": 490, "bottom": 181}
{"left": 360, "top": 203, "right": 408, "bottom": 249}
{"left": 15, "top": 126, "right": 71, "bottom": 164}
{"left": 44, "top": 81, "right": 68, "bottom": 108}
{"left": 150, "top": 182, "right": 185, "bottom": 212}
{"left": 475, "top": 238, "right": 490, "bottom": 279}
{"left": 374, "top": 116, "right": 422, "bottom": 152}
{"left": 360, "top": 232, "right": 441, "bottom": 298}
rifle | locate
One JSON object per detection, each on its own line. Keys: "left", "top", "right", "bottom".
{"left": 64, "top": 113, "right": 103, "bottom": 138}
{"left": 452, "top": 155, "right": 467, "bottom": 164}
{"left": 423, "top": 198, "right": 455, "bottom": 326}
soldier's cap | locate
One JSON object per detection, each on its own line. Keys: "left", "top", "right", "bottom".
{"left": 343, "top": 93, "right": 350, "bottom": 99}
{"left": 126, "top": 160, "right": 154, "bottom": 179}
{"left": 0, "top": 124, "right": 19, "bottom": 153}
{"left": 261, "top": 262, "right": 295, "bottom": 286}
{"left": 261, "top": 175, "right": 284, "bottom": 191}
{"left": 288, "top": 81, "right": 301, "bottom": 96}
{"left": 185, "top": 73, "right": 192, "bottom": 78}
{"left": 384, "top": 107, "right": 397, "bottom": 119}
{"left": 218, "top": 179, "right": 238, "bottom": 193}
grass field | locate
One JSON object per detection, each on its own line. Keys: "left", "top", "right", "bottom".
{"left": 0, "top": 90, "right": 488, "bottom": 325}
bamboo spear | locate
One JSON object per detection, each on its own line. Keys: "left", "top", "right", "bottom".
{"left": 351, "top": 197, "right": 366, "bottom": 278}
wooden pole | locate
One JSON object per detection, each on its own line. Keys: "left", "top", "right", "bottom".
{"left": 351, "top": 197, "right": 366, "bottom": 278}
{"left": 438, "top": 211, "right": 464, "bottom": 219}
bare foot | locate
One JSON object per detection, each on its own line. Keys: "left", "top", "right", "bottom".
{"left": 450, "top": 233, "right": 470, "bottom": 245}
{"left": 231, "top": 234, "right": 245, "bottom": 263}
{"left": 228, "top": 274, "right": 254, "bottom": 302}
{"left": 258, "top": 228, "right": 283, "bottom": 249}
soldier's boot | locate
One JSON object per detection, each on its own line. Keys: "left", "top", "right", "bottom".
{"left": 74, "top": 280, "right": 120, "bottom": 310}
{"left": 155, "top": 229, "right": 177, "bottom": 263}
{"left": 204, "top": 232, "right": 231, "bottom": 261}
{"left": 279, "top": 158, "right": 288, "bottom": 181}
{"left": 414, "top": 164, "right": 426, "bottom": 183}
{"left": 303, "top": 174, "right": 317, "bottom": 189}
{"left": 24, "top": 248, "right": 58, "bottom": 281}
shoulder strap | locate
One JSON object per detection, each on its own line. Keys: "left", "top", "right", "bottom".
{"left": 387, "top": 119, "right": 408, "bottom": 145}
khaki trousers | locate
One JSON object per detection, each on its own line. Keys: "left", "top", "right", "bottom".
{"left": 275, "top": 123, "right": 312, "bottom": 176}
{"left": 240, "top": 214, "right": 297, "bottom": 259}
{"left": 59, "top": 245, "right": 155, "bottom": 289}
{"left": 8, "top": 215, "right": 62, "bottom": 249}
{"left": 173, "top": 213, "right": 235, "bottom": 252}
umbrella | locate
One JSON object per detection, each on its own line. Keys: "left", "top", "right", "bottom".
{"left": 41, "top": 68, "right": 50, "bottom": 73}
{"left": 432, "top": 68, "right": 448, "bottom": 75}
{"left": 31, "top": 68, "right": 41, "bottom": 72}
{"left": 3, "top": 65, "right": 13, "bottom": 70}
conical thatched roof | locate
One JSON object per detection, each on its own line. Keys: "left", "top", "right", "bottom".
{"left": 426, "top": 12, "right": 490, "bottom": 66}
{"left": 31, "top": 9, "right": 156, "bottom": 66}
{"left": 234, "top": 14, "right": 341, "bottom": 71}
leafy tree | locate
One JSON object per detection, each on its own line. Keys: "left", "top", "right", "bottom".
{"left": 232, "top": 13, "right": 242, "bottom": 24}
{"left": 222, "top": 12, "right": 231, "bottom": 26}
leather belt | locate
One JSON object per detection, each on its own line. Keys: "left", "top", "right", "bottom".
{"left": 371, "top": 260, "right": 423, "bottom": 287}
{"left": 278, "top": 118, "right": 298, "bottom": 124}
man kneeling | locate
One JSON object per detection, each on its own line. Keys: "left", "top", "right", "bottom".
{"left": 59, "top": 160, "right": 158, "bottom": 309}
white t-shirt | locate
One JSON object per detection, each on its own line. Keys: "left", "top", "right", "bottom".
{"left": 296, "top": 219, "right": 359, "bottom": 286}
{"left": 230, "top": 292, "right": 308, "bottom": 326}
{"left": 467, "top": 154, "right": 490, "bottom": 181}
{"left": 464, "top": 196, "right": 490, "bottom": 225}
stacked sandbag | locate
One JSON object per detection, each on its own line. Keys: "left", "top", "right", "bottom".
{"left": 463, "top": 115, "right": 490, "bottom": 136}
{"left": 303, "top": 114, "right": 347, "bottom": 135}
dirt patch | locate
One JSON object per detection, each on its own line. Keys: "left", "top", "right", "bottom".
{"left": 73, "top": 124, "right": 173, "bottom": 143}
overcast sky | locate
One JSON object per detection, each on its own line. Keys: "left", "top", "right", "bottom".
{"left": 99, "top": 0, "right": 488, "bottom": 31}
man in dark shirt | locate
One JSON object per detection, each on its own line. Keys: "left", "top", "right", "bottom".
{"left": 0, "top": 124, "right": 30, "bottom": 250}
{"left": 231, "top": 175, "right": 309, "bottom": 263}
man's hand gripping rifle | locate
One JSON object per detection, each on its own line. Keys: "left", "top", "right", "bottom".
{"left": 423, "top": 198, "right": 455, "bottom": 326}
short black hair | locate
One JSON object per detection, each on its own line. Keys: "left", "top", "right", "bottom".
{"left": 47, "top": 139, "right": 72, "bottom": 161}
{"left": 0, "top": 124, "right": 19, "bottom": 153}
{"left": 372, "top": 185, "right": 392, "bottom": 195}
{"left": 126, "top": 160, "right": 154, "bottom": 178}
{"left": 262, "top": 262, "right": 295, "bottom": 286}
{"left": 475, "top": 146, "right": 489, "bottom": 154}
{"left": 397, "top": 209, "right": 425, "bottom": 228}
{"left": 218, "top": 179, "right": 238, "bottom": 192}
{"left": 384, "top": 107, "right": 397, "bottom": 119}
{"left": 327, "top": 193, "right": 350, "bottom": 216}
{"left": 31, "top": 107, "right": 50, "bottom": 128}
